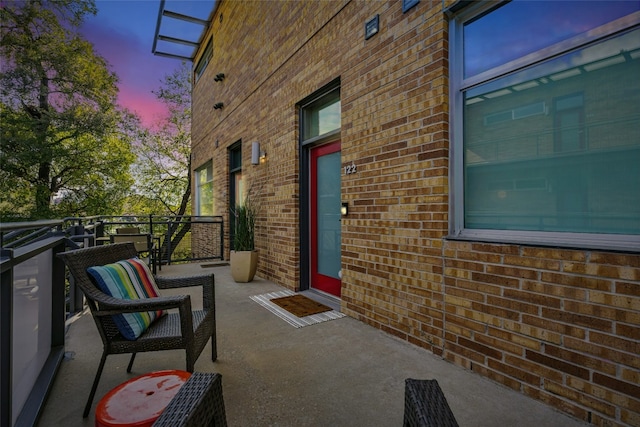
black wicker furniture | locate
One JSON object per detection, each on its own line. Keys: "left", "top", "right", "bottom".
{"left": 59, "top": 242, "right": 217, "bottom": 418}
{"left": 153, "top": 372, "right": 227, "bottom": 426}
{"left": 403, "top": 379, "right": 459, "bottom": 427}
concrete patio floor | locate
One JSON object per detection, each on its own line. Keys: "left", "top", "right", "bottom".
{"left": 37, "top": 263, "right": 588, "bottom": 426}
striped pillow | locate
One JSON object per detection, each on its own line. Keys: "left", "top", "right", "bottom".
{"left": 87, "top": 258, "right": 164, "bottom": 340}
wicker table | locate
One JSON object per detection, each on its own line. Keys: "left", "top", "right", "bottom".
{"left": 403, "top": 379, "right": 459, "bottom": 427}
{"left": 153, "top": 372, "right": 227, "bottom": 426}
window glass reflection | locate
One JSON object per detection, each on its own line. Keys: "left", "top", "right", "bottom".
{"left": 303, "top": 89, "right": 341, "bottom": 140}
{"left": 463, "top": 0, "right": 639, "bottom": 78}
{"left": 463, "top": 29, "right": 640, "bottom": 234}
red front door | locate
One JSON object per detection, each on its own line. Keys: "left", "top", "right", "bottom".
{"left": 310, "top": 141, "right": 342, "bottom": 297}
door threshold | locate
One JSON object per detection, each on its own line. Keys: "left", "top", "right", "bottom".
{"left": 300, "top": 289, "right": 341, "bottom": 312}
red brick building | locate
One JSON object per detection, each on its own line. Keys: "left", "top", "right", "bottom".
{"left": 183, "top": 1, "right": 639, "bottom": 425}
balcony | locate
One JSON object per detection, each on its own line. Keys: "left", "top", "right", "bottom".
{"left": 2, "top": 220, "right": 587, "bottom": 426}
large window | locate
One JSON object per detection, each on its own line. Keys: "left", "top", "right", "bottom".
{"left": 195, "top": 161, "right": 213, "bottom": 216}
{"left": 450, "top": 1, "right": 640, "bottom": 251}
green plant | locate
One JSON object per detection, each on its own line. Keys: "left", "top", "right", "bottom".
{"left": 232, "top": 195, "right": 257, "bottom": 251}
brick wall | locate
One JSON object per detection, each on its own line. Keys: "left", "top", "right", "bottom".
{"left": 442, "top": 242, "right": 639, "bottom": 425}
{"left": 340, "top": 0, "right": 451, "bottom": 361}
{"left": 192, "top": 0, "right": 351, "bottom": 287}
{"left": 191, "top": 1, "right": 640, "bottom": 425}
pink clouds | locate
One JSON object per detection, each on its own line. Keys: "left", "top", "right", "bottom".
{"left": 118, "top": 90, "right": 170, "bottom": 128}
{"left": 80, "top": 3, "right": 181, "bottom": 129}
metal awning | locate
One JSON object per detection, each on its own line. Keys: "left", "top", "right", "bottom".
{"left": 152, "top": 0, "right": 216, "bottom": 61}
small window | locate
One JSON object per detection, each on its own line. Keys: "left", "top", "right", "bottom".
{"left": 194, "top": 38, "right": 213, "bottom": 82}
{"left": 302, "top": 88, "right": 341, "bottom": 142}
{"left": 195, "top": 162, "right": 213, "bottom": 216}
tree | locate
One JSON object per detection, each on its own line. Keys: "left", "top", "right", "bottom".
{"left": 0, "top": 0, "right": 134, "bottom": 219}
{"left": 131, "top": 62, "right": 192, "bottom": 260}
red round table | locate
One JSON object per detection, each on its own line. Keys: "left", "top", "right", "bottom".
{"left": 95, "top": 370, "right": 191, "bottom": 427}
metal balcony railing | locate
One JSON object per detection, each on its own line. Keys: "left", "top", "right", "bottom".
{"left": 0, "top": 215, "right": 224, "bottom": 426}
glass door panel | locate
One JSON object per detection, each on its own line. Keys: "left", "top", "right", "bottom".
{"left": 311, "top": 141, "right": 341, "bottom": 296}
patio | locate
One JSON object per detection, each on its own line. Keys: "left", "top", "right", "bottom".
{"left": 37, "top": 263, "right": 587, "bottom": 426}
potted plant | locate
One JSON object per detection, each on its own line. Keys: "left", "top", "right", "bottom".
{"left": 230, "top": 193, "right": 259, "bottom": 282}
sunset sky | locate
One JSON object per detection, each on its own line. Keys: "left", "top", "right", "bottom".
{"left": 80, "top": 0, "right": 213, "bottom": 128}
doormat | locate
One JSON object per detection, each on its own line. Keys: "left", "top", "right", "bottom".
{"left": 250, "top": 290, "right": 346, "bottom": 328}
{"left": 271, "top": 294, "right": 332, "bottom": 317}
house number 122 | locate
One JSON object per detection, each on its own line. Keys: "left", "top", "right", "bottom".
{"left": 344, "top": 162, "right": 357, "bottom": 175}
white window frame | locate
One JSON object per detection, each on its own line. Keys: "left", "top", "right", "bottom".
{"left": 448, "top": 2, "right": 640, "bottom": 252}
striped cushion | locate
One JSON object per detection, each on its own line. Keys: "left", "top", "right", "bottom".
{"left": 87, "top": 258, "right": 164, "bottom": 340}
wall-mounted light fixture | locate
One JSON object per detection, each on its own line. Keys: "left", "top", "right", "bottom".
{"left": 251, "top": 142, "right": 260, "bottom": 165}
{"left": 213, "top": 102, "right": 224, "bottom": 110}
{"left": 214, "top": 73, "right": 225, "bottom": 82}
{"left": 251, "top": 141, "right": 266, "bottom": 165}
{"left": 341, "top": 202, "right": 349, "bottom": 216}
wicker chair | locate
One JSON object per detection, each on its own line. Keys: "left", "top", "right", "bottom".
{"left": 153, "top": 372, "right": 227, "bottom": 426}
{"left": 403, "top": 379, "right": 459, "bottom": 427}
{"left": 58, "top": 242, "right": 218, "bottom": 418}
